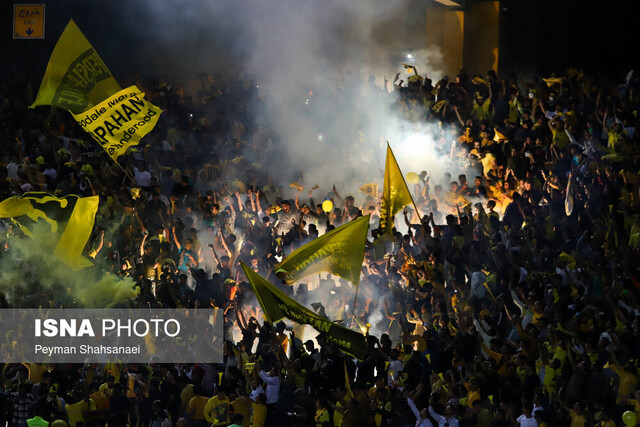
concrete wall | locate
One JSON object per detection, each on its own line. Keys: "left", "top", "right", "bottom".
{"left": 425, "top": 1, "right": 500, "bottom": 78}
{"left": 463, "top": 1, "right": 500, "bottom": 75}
{"left": 426, "top": 6, "right": 465, "bottom": 78}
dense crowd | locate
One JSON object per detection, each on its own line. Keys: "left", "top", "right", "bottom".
{"left": 1, "top": 65, "right": 640, "bottom": 427}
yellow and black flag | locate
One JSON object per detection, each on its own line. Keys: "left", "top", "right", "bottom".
{"left": 543, "top": 77, "right": 563, "bottom": 87}
{"left": 275, "top": 215, "right": 370, "bottom": 287}
{"left": 30, "top": 19, "right": 121, "bottom": 114}
{"left": 402, "top": 63, "right": 417, "bottom": 75}
{"left": 0, "top": 193, "right": 99, "bottom": 270}
{"left": 359, "top": 183, "right": 378, "bottom": 199}
{"left": 30, "top": 20, "right": 162, "bottom": 163}
{"left": 241, "top": 263, "right": 368, "bottom": 360}
{"left": 379, "top": 143, "right": 415, "bottom": 235}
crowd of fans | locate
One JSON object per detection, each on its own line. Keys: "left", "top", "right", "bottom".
{"left": 1, "top": 64, "right": 640, "bottom": 427}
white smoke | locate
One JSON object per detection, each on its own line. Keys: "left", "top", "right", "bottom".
{"left": 116, "top": 0, "right": 478, "bottom": 206}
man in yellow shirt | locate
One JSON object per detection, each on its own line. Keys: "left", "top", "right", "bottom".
{"left": 250, "top": 394, "right": 267, "bottom": 427}
{"left": 548, "top": 115, "right": 570, "bottom": 151}
{"left": 204, "top": 388, "right": 230, "bottom": 426}
{"left": 99, "top": 375, "right": 116, "bottom": 398}
{"left": 187, "top": 385, "right": 209, "bottom": 427}
{"left": 315, "top": 399, "right": 331, "bottom": 427}
{"left": 88, "top": 382, "right": 109, "bottom": 424}
{"left": 229, "top": 387, "right": 252, "bottom": 427}
{"left": 65, "top": 391, "right": 96, "bottom": 427}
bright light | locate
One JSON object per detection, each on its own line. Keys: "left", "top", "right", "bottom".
{"left": 317, "top": 134, "right": 324, "bottom": 141}
{"left": 406, "top": 53, "right": 413, "bottom": 59}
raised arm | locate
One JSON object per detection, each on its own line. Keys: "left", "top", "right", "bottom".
{"left": 172, "top": 226, "right": 182, "bottom": 251}
{"left": 406, "top": 396, "right": 422, "bottom": 421}
{"left": 139, "top": 231, "right": 148, "bottom": 256}
{"left": 255, "top": 189, "right": 263, "bottom": 213}
{"left": 217, "top": 229, "right": 233, "bottom": 258}
{"left": 90, "top": 229, "right": 105, "bottom": 258}
{"left": 452, "top": 104, "right": 465, "bottom": 127}
{"left": 294, "top": 188, "right": 303, "bottom": 211}
{"left": 209, "top": 243, "right": 220, "bottom": 265}
{"left": 235, "top": 191, "right": 244, "bottom": 212}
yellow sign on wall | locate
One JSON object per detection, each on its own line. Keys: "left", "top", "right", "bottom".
{"left": 13, "top": 4, "right": 45, "bottom": 39}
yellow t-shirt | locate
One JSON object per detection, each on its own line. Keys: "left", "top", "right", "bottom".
{"left": 230, "top": 397, "right": 252, "bottom": 427}
{"left": 444, "top": 192, "right": 469, "bottom": 209}
{"left": 607, "top": 130, "right": 624, "bottom": 151}
{"left": 188, "top": 395, "right": 209, "bottom": 420}
{"left": 543, "top": 364, "right": 559, "bottom": 394}
{"left": 552, "top": 128, "right": 569, "bottom": 150}
{"left": 251, "top": 403, "right": 267, "bottom": 427}
{"left": 612, "top": 366, "right": 638, "bottom": 402}
{"left": 90, "top": 391, "right": 109, "bottom": 413}
{"left": 99, "top": 383, "right": 113, "bottom": 397}
{"left": 316, "top": 408, "right": 331, "bottom": 427}
{"left": 180, "top": 384, "right": 195, "bottom": 412}
{"left": 103, "top": 363, "right": 121, "bottom": 383}
{"left": 204, "top": 395, "right": 230, "bottom": 426}
{"left": 569, "top": 410, "right": 586, "bottom": 427}
{"left": 472, "top": 98, "right": 492, "bottom": 122}
{"left": 553, "top": 346, "right": 567, "bottom": 368}
{"left": 23, "top": 364, "right": 48, "bottom": 384}
{"left": 333, "top": 398, "right": 350, "bottom": 427}
{"left": 66, "top": 399, "right": 95, "bottom": 427}
{"left": 466, "top": 390, "right": 481, "bottom": 407}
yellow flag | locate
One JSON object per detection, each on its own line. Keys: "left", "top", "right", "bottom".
{"left": 543, "top": 77, "right": 563, "bottom": 87}
{"left": 359, "top": 183, "right": 378, "bottom": 199}
{"left": 30, "top": 20, "right": 163, "bottom": 162}
{"left": 493, "top": 129, "right": 508, "bottom": 142}
{"left": 432, "top": 99, "right": 448, "bottom": 113}
{"left": 241, "top": 264, "right": 368, "bottom": 360}
{"left": 344, "top": 360, "right": 354, "bottom": 398}
{"left": 472, "top": 76, "right": 490, "bottom": 86}
{"left": 565, "top": 174, "right": 574, "bottom": 216}
{"left": 72, "top": 85, "right": 163, "bottom": 161}
{"left": 30, "top": 19, "right": 121, "bottom": 114}
{"left": 0, "top": 192, "right": 99, "bottom": 270}
{"left": 275, "top": 215, "right": 369, "bottom": 287}
{"left": 379, "top": 143, "right": 414, "bottom": 234}
{"left": 402, "top": 63, "right": 416, "bottom": 74}
{"left": 289, "top": 182, "right": 304, "bottom": 191}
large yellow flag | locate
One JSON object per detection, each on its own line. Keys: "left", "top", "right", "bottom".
{"left": 379, "top": 143, "right": 415, "bottom": 234}
{"left": 30, "top": 19, "right": 121, "bottom": 114}
{"left": 30, "top": 20, "right": 163, "bottom": 163}
{"left": 275, "top": 215, "right": 369, "bottom": 287}
{"left": 72, "top": 85, "right": 163, "bottom": 161}
{"left": 0, "top": 193, "right": 99, "bottom": 270}
{"left": 241, "top": 263, "right": 368, "bottom": 360}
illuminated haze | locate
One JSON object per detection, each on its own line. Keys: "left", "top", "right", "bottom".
{"left": 116, "top": 0, "right": 477, "bottom": 201}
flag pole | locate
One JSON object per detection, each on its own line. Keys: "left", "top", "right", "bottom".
{"left": 350, "top": 285, "right": 360, "bottom": 326}
{"left": 113, "top": 159, "right": 136, "bottom": 184}
{"left": 411, "top": 199, "right": 422, "bottom": 224}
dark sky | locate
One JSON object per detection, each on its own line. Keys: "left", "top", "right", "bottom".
{"left": 2, "top": 0, "right": 639, "bottom": 80}
{"left": 499, "top": 0, "right": 640, "bottom": 76}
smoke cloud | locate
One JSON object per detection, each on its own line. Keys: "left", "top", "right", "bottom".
{"left": 112, "top": 0, "right": 479, "bottom": 204}
{"left": 0, "top": 223, "right": 139, "bottom": 308}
